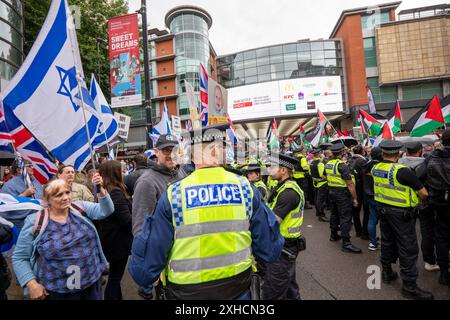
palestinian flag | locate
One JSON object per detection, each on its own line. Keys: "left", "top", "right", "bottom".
{"left": 299, "top": 123, "right": 306, "bottom": 145}
{"left": 441, "top": 94, "right": 450, "bottom": 124}
{"left": 405, "top": 95, "right": 445, "bottom": 137}
{"left": 387, "top": 101, "right": 403, "bottom": 133}
{"left": 359, "top": 110, "right": 382, "bottom": 137}
{"left": 306, "top": 109, "right": 329, "bottom": 148}
{"left": 343, "top": 129, "right": 350, "bottom": 137}
{"left": 373, "top": 121, "right": 394, "bottom": 147}
{"left": 267, "top": 118, "right": 280, "bottom": 150}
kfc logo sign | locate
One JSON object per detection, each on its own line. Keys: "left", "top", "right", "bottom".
{"left": 283, "top": 95, "right": 295, "bottom": 100}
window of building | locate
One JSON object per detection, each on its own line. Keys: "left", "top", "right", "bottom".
{"left": 367, "top": 77, "right": 398, "bottom": 103}
{"left": 256, "top": 47, "right": 269, "bottom": 57}
{"left": 310, "top": 42, "right": 323, "bottom": 51}
{"left": 402, "top": 81, "right": 443, "bottom": 100}
{"left": 270, "top": 54, "right": 283, "bottom": 64}
{"left": 244, "top": 67, "right": 257, "bottom": 77}
{"left": 283, "top": 52, "right": 297, "bottom": 62}
{"left": 361, "top": 11, "right": 391, "bottom": 32}
{"left": 363, "top": 37, "right": 377, "bottom": 68}
{"left": 256, "top": 55, "right": 270, "bottom": 66}
{"left": 283, "top": 43, "right": 297, "bottom": 53}
{"left": 297, "top": 42, "right": 310, "bottom": 52}
{"left": 269, "top": 45, "right": 283, "bottom": 55}
{"left": 244, "top": 50, "right": 256, "bottom": 60}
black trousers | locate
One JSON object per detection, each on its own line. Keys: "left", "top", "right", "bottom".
{"left": 314, "top": 184, "right": 328, "bottom": 217}
{"left": 296, "top": 178, "right": 309, "bottom": 204}
{"left": 418, "top": 205, "right": 437, "bottom": 265}
{"left": 378, "top": 205, "right": 419, "bottom": 283}
{"left": 329, "top": 188, "right": 353, "bottom": 242}
{"left": 351, "top": 187, "right": 364, "bottom": 235}
{"left": 262, "top": 248, "right": 300, "bottom": 300}
{"left": 104, "top": 257, "right": 128, "bottom": 300}
{"left": 435, "top": 205, "right": 450, "bottom": 269}
{"left": 362, "top": 200, "right": 370, "bottom": 237}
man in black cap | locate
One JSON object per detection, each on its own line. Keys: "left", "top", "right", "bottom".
{"left": 292, "top": 146, "right": 312, "bottom": 209}
{"left": 399, "top": 141, "right": 439, "bottom": 272}
{"left": 132, "top": 133, "right": 186, "bottom": 299}
{"left": 310, "top": 148, "right": 329, "bottom": 222}
{"left": 371, "top": 140, "right": 433, "bottom": 300}
{"left": 416, "top": 129, "right": 450, "bottom": 290}
{"left": 263, "top": 152, "right": 305, "bottom": 299}
{"left": 129, "top": 124, "right": 284, "bottom": 300}
{"left": 325, "top": 143, "right": 361, "bottom": 253}
{"left": 246, "top": 162, "right": 268, "bottom": 201}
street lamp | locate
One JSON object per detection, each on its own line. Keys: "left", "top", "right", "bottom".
{"left": 137, "top": 0, "right": 153, "bottom": 149}
{"left": 96, "top": 37, "right": 108, "bottom": 87}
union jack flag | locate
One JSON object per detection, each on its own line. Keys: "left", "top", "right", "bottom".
{"left": 2, "top": 104, "right": 57, "bottom": 184}
{"left": 226, "top": 113, "right": 238, "bottom": 144}
{"left": 199, "top": 64, "right": 208, "bottom": 127}
{"left": 0, "top": 109, "right": 14, "bottom": 153}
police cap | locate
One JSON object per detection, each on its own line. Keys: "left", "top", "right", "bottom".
{"left": 330, "top": 143, "right": 345, "bottom": 154}
{"left": 292, "top": 146, "right": 304, "bottom": 153}
{"left": 183, "top": 123, "right": 230, "bottom": 145}
{"left": 319, "top": 143, "right": 332, "bottom": 150}
{"left": 405, "top": 141, "right": 422, "bottom": 154}
{"left": 246, "top": 162, "right": 262, "bottom": 172}
{"left": 311, "top": 148, "right": 322, "bottom": 155}
{"left": 379, "top": 140, "right": 404, "bottom": 154}
{"left": 268, "top": 153, "right": 298, "bottom": 170}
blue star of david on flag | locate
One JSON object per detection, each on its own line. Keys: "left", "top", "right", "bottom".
{"left": 56, "top": 66, "right": 81, "bottom": 112}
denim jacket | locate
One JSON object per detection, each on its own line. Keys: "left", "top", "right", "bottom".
{"left": 12, "top": 194, "right": 114, "bottom": 295}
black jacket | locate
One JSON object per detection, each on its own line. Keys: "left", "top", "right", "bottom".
{"left": 98, "top": 188, "right": 133, "bottom": 262}
{"left": 124, "top": 166, "right": 150, "bottom": 197}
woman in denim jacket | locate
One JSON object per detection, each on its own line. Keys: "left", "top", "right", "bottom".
{"left": 12, "top": 174, "right": 114, "bottom": 300}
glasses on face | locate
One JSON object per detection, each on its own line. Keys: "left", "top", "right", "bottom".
{"left": 24, "top": 164, "right": 33, "bottom": 168}
{"left": 161, "top": 148, "right": 174, "bottom": 155}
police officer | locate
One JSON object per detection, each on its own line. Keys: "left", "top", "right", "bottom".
{"left": 417, "top": 129, "right": 450, "bottom": 289}
{"left": 371, "top": 140, "right": 433, "bottom": 300}
{"left": 292, "top": 147, "right": 312, "bottom": 209}
{"left": 310, "top": 148, "right": 329, "bottom": 222}
{"left": 128, "top": 124, "right": 284, "bottom": 300}
{"left": 263, "top": 152, "right": 304, "bottom": 300}
{"left": 246, "top": 162, "right": 268, "bottom": 201}
{"left": 325, "top": 143, "right": 362, "bottom": 253}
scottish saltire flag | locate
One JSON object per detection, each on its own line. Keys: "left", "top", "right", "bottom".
{"left": 0, "top": 0, "right": 101, "bottom": 171}
{"left": 0, "top": 193, "right": 43, "bottom": 212}
{"left": 149, "top": 102, "right": 172, "bottom": 144}
{"left": 199, "top": 64, "right": 208, "bottom": 127}
{"left": 2, "top": 104, "right": 57, "bottom": 184}
{"left": 90, "top": 74, "right": 119, "bottom": 150}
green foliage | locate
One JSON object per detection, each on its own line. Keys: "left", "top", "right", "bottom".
{"left": 23, "top": 0, "right": 129, "bottom": 101}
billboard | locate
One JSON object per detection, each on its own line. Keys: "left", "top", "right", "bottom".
{"left": 208, "top": 79, "right": 228, "bottom": 125}
{"left": 227, "top": 76, "right": 343, "bottom": 121}
{"left": 108, "top": 14, "right": 142, "bottom": 108}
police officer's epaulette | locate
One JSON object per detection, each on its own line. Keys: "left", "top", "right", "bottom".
{"left": 223, "top": 165, "right": 244, "bottom": 176}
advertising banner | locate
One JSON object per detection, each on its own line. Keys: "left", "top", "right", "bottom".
{"left": 227, "top": 76, "right": 343, "bottom": 121}
{"left": 171, "top": 115, "right": 182, "bottom": 135}
{"left": 208, "top": 79, "right": 228, "bottom": 125}
{"left": 108, "top": 14, "right": 142, "bottom": 108}
{"left": 185, "top": 80, "right": 201, "bottom": 129}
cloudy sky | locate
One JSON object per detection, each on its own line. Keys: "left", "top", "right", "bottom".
{"left": 127, "top": 0, "right": 443, "bottom": 55}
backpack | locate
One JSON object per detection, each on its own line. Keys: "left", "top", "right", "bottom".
{"left": 33, "top": 202, "right": 87, "bottom": 238}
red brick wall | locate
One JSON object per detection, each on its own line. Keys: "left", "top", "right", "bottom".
{"left": 156, "top": 60, "right": 175, "bottom": 76}
{"left": 335, "top": 14, "right": 368, "bottom": 108}
{"left": 155, "top": 40, "right": 174, "bottom": 57}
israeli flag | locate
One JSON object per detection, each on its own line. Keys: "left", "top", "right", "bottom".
{"left": 149, "top": 102, "right": 172, "bottom": 144}
{"left": 0, "top": 193, "right": 43, "bottom": 212}
{"left": 0, "top": 0, "right": 101, "bottom": 171}
{"left": 90, "top": 74, "right": 119, "bottom": 150}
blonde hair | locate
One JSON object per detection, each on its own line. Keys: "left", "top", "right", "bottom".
{"left": 43, "top": 179, "right": 71, "bottom": 204}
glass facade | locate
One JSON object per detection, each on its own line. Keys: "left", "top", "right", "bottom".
{"left": 402, "top": 81, "right": 443, "bottom": 101}
{"left": 216, "top": 40, "right": 343, "bottom": 89}
{"left": 367, "top": 77, "right": 397, "bottom": 103}
{"left": 169, "top": 13, "right": 210, "bottom": 115}
{"left": 0, "top": 0, "right": 23, "bottom": 89}
{"left": 362, "top": 11, "right": 391, "bottom": 71}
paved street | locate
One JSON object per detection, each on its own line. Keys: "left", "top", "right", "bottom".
{"left": 6, "top": 207, "right": 450, "bottom": 300}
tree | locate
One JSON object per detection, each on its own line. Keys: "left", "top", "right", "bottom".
{"left": 23, "top": 0, "right": 129, "bottom": 101}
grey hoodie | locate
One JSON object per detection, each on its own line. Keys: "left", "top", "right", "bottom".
{"left": 132, "top": 160, "right": 186, "bottom": 236}
{"left": 398, "top": 156, "right": 425, "bottom": 171}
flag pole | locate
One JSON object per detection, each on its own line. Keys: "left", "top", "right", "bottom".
{"left": 75, "top": 72, "right": 97, "bottom": 174}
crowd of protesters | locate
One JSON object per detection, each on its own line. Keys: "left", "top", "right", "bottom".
{"left": 0, "top": 129, "right": 449, "bottom": 300}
